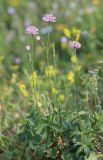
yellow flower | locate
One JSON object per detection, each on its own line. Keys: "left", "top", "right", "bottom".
{"left": 63, "top": 28, "right": 71, "bottom": 38}
{"left": 10, "top": 65, "right": 19, "bottom": 70}
{"left": 52, "top": 88, "right": 58, "bottom": 94}
{"left": 11, "top": 73, "right": 17, "bottom": 83}
{"left": 29, "top": 71, "right": 38, "bottom": 87}
{"left": 18, "top": 83, "right": 29, "bottom": 97}
{"left": 56, "top": 24, "right": 66, "bottom": 31}
{"left": 71, "top": 56, "right": 78, "bottom": 64}
{"left": 76, "top": 30, "right": 81, "bottom": 41}
{"left": 0, "top": 56, "right": 4, "bottom": 62}
{"left": 58, "top": 94, "right": 65, "bottom": 101}
{"left": 72, "top": 27, "right": 78, "bottom": 34}
{"left": 92, "top": 0, "right": 100, "bottom": 5}
{"left": 72, "top": 28, "right": 81, "bottom": 41}
{"left": 45, "top": 65, "right": 59, "bottom": 77}
{"left": 8, "top": 0, "right": 20, "bottom": 6}
{"left": 33, "top": 92, "right": 42, "bottom": 107}
{"left": 67, "top": 71, "right": 74, "bottom": 83}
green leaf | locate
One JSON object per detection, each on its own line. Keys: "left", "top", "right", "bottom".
{"left": 85, "top": 152, "right": 98, "bottom": 160}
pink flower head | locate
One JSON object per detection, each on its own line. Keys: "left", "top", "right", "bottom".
{"left": 25, "top": 26, "right": 39, "bottom": 35}
{"left": 42, "top": 13, "right": 56, "bottom": 23}
{"left": 69, "top": 41, "right": 81, "bottom": 49}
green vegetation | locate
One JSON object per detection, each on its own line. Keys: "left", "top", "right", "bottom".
{"left": 0, "top": 0, "right": 103, "bottom": 159}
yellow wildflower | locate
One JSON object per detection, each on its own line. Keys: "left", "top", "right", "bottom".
{"left": 29, "top": 71, "right": 38, "bottom": 87}
{"left": 11, "top": 73, "right": 17, "bottom": 83}
{"left": 67, "top": 71, "right": 74, "bottom": 83}
{"left": 63, "top": 28, "right": 71, "bottom": 38}
{"left": 92, "top": 0, "right": 100, "bottom": 5}
{"left": 33, "top": 92, "right": 42, "bottom": 107}
{"left": 0, "top": 56, "right": 4, "bottom": 62}
{"left": 72, "top": 27, "right": 78, "bottom": 34}
{"left": 8, "top": 0, "right": 20, "bottom": 6}
{"left": 52, "top": 88, "right": 58, "bottom": 94}
{"left": 72, "top": 28, "right": 81, "bottom": 41}
{"left": 71, "top": 55, "right": 78, "bottom": 64}
{"left": 45, "top": 65, "right": 59, "bottom": 77}
{"left": 10, "top": 65, "right": 19, "bottom": 70}
{"left": 18, "top": 83, "right": 29, "bottom": 97}
{"left": 58, "top": 94, "right": 65, "bottom": 102}
{"left": 56, "top": 24, "right": 66, "bottom": 31}
{"left": 76, "top": 30, "right": 81, "bottom": 41}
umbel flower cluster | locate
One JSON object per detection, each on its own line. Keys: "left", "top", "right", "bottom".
{"left": 42, "top": 13, "right": 56, "bottom": 22}
{"left": 25, "top": 26, "right": 39, "bottom": 35}
{"left": 69, "top": 41, "right": 81, "bottom": 49}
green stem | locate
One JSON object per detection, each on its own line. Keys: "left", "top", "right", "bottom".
{"left": 53, "top": 42, "right": 62, "bottom": 125}
{"left": 47, "top": 32, "right": 50, "bottom": 68}
{"left": 59, "top": 105, "right": 62, "bottom": 126}
{"left": 31, "top": 35, "right": 34, "bottom": 72}
{"left": 31, "top": 36, "right": 38, "bottom": 108}
{"left": 85, "top": 84, "right": 89, "bottom": 110}
{"left": 73, "top": 49, "right": 77, "bottom": 110}
{"left": 46, "top": 31, "right": 53, "bottom": 112}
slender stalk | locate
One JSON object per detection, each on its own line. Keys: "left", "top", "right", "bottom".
{"left": 73, "top": 49, "right": 77, "bottom": 110}
{"left": 93, "top": 74, "right": 99, "bottom": 112}
{"left": 58, "top": 104, "right": 62, "bottom": 126}
{"left": 47, "top": 31, "right": 50, "bottom": 69}
{"left": 85, "top": 83, "right": 89, "bottom": 110}
{"left": 53, "top": 42, "right": 62, "bottom": 125}
{"left": 31, "top": 35, "right": 34, "bottom": 72}
{"left": 46, "top": 31, "right": 53, "bottom": 112}
{"left": 31, "top": 36, "right": 38, "bottom": 108}
{"left": 53, "top": 42, "right": 57, "bottom": 103}
{"left": 95, "top": 75, "right": 101, "bottom": 111}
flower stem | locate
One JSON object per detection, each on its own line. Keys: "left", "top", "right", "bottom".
{"left": 31, "top": 36, "right": 38, "bottom": 108}
{"left": 73, "top": 49, "right": 77, "bottom": 110}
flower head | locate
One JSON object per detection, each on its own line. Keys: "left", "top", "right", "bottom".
{"left": 60, "top": 37, "right": 68, "bottom": 43}
{"left": 26, "top": 26, "right": 39, "bottom": 35}
{"left": 25, "top": 45, "right": 31, "bottom": 51}
{"left": 67, "top": 71, "right": 74, "bottom": 83}
{"left": 18, "top": 83, "right": 29, "bottom": 97}
{"left": 29, "top": 71, "right": 38, "bottom": 87}
{"left": 69, "top": 41, "right": 81, "bottom": 49}
{"left": 42, "top": 13, "right": 56, "bottom": 23}
{"left": 35, "top": 36, "right": 41, "bottom": 41}
{"left": 58, "top": 94, "right": 65, "bottom": 102}
{"left": 45, "top": 65, "right": 59, "bottom": 77}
